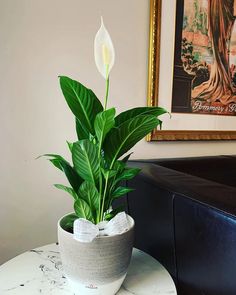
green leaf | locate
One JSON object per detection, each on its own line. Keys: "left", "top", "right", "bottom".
{"left": 54, "top": 184, "right": 78, "bottom": 200}
{"left": 115, "top": 107, "right": 167, "bottom": 126}
{"left": 101, "top": 168, "right": 117, "bottom": 179}
{"left": 76, "top": 118, "right": 90, "bottom": 140}
{"left": 116, "top": 167, "right": 141, "bottom": 183}
{"left": 112, "top": 186, "right": 135, "bottom": 198}
{"left": 59, "top": 76, "right": 103, "bottom": 134}
{"left": 74, "top": 198, "right": 94, "bottom": 222}
{"left": 49, "top": 158, "right": 63, "bottom": 171}
{"left": 60, "top": 213, "right": 78, "bottom": 233}
{"left": 41, "top": 154, "right": 65, "bottom": 171}
{"left": 121, "top": 153, "right": 133, "bottom": 163}
{"left": 94, "top": 108, "right": 115, "bottom": 144}
{"left": 72, "top": 140, "right": 100, "bottom": 183}
{"left": 78, "top": 181, "right": 99, "bottom": 219}
{"left": 66, "top": 141, "right": 73, "bottom": 152}
{"left": 44, "top": 154, "right": 83, "bottom": 192}
{"left": 59, "top": 160, "right": 83, "bottom": 193}
{"left": 103, "top": 115, "right": 160, "bottom": 165}
{"left": 104, "top": 206, "right": 124, "bottom": 221}
{"left": 113, "top": 160, "right": 126, "bottom": 174}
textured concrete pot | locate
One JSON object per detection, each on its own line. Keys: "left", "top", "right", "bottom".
{"left": 58, "top": 213, "right": 134, "bottom": 295}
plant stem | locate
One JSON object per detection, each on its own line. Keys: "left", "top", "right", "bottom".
{"left": 104, "top": 64, "right": 109, "bottom": 110}
{"left": 98, "top": 65, "right": 110, "bottom": 222}
{"left": 100, "top": 174, "right": 109, "bottom": 221}
{"left": 97, "top": 171, "right": 102, "bottom": 224}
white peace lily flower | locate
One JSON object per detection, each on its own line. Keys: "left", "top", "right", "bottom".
{"left": 94, "top": 17, "right": 115, "bottom": 79}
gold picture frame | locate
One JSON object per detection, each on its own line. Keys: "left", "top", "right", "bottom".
{"left": 147, "top": 0, "right": 236, "bottom": 141}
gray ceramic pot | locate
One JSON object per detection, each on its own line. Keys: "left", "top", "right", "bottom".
{"left": 58, "top": 213, "right": 134, "bottom": 295}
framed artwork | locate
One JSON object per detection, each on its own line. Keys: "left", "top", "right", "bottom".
{"left": 147, "top": 0, "right": 236, "bottom": 141}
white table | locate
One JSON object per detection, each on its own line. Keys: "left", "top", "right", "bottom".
{"left": 0, "top": 243, "right": 177, "bottom": 295}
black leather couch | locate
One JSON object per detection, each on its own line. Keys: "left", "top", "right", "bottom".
{"left": 123, "top": 156, "right": 236, "bottom": 295}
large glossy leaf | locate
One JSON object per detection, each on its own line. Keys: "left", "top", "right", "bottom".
{"left": 66, "top": 141, "right": 73, "bottom": 152}
{"left": 115, "top": 107, "right": 167, "bottom": 126}
{"left": 60, "top": 213, "right": 78, "bottom": 233}
{"left": 103, "top": 115, "right": 160, "bottom": 165}
{"left": 94, "top": 108, "right": 115, "bottom": 144}
{"left": 101, "top": 167, "right": 117, "bottom": 179}
{"left": 121, "top": 153, "right": 133, "bottom": 163}
{"left": 44, "top": 154, "right": 83, "bottom": 192}
{"left": 112, "top": 186, "right": 134, "bottom": 198}
{"left": 41, "top": 153, "right": 65, "bottom": 171}
{"left": 59, "top": 76, "right": 103, "bottom": 134}
{"left": 74, "top": 198, "right": 94, "bottom": 222}
{"left": 78, "top": 181, "right": 99, "bottom": 219}
{"left": 76, "top": 118, "right": 90, "bottom": 140}
{"left": 72, "top": 140, "right": 100, "bottom": 184}
{"left": 49, "top": 158, "right": 64, "bottom": 171}
{"left": 105, "top": 186, "right": 133, "bottom": 215}
{"left": 113, "top": 160, "right": 126, "bottom": 174}
{"left": 115, "top": 167, "right": 141, "bottom": 183}
{"left": 54, "top": 184, "right": 78, "bottom": 200}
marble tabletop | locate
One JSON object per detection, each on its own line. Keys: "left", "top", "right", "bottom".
{"left": 0, "top": 243, "right": 177, "bottom": 295}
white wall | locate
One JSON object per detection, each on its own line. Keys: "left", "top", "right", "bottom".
{"left": 0, "top": 0, "right": 235, "bottom": 264}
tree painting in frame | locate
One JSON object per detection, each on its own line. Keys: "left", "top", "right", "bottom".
{"left": 147, "top": 0, "right": 236, "bottom": 141}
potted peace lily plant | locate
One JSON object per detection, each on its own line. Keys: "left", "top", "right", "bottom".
{"left": 45, "top": 18, "right": 167, "bottom": 295}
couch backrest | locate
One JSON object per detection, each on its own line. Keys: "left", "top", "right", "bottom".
{"left": 138, "top": 156, "right": 236, "bottom": 188}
